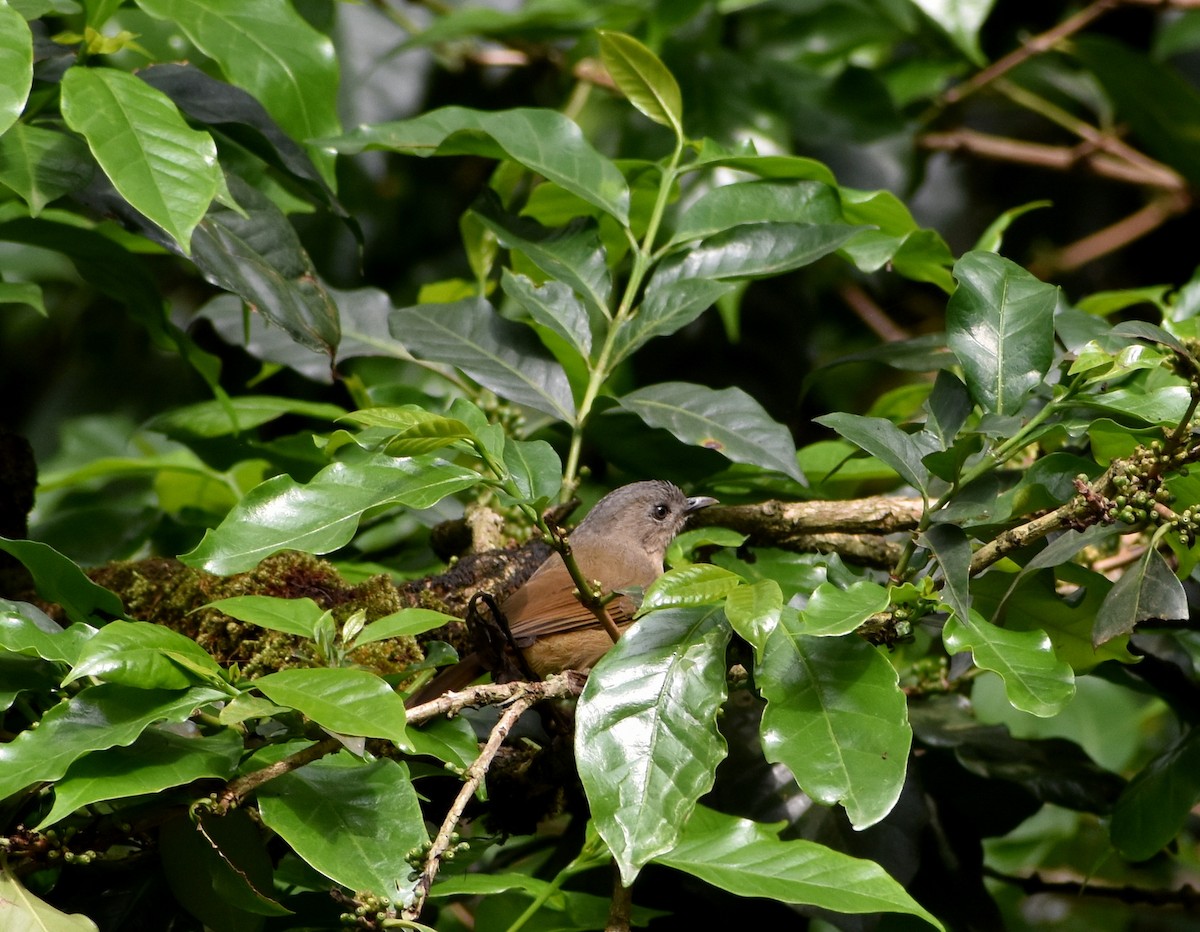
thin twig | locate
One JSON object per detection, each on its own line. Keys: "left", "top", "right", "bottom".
{"left": 838, "top": 283, "right": 910, "bottom": 342}
{"left": 605, "top": 861, "right": 633, "bottom": 932}
{"left": 1036, "top": 191, "right": 1193, "bottom": 274}
{"left": 406, "top": 671, "right": 587, "bottom": 725}
{"left": 213, "top": 736, "right": 341, "bottom": 815}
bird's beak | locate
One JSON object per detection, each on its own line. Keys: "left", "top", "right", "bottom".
{"left": 685, "top": 495, "right": 718, "bottom": 513}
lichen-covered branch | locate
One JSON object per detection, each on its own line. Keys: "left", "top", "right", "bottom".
{"left": 700, "top": 496, "right": 924, "bottom": 544}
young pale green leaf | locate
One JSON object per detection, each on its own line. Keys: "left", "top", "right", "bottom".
{"left": 60, "top": 66, "right": 221, "bottom": 253}
{"left": 576, "top": 605, "right": 731, "bottom": 885}
{"left": 63, "top": 620, "right": 227, "bottom": 690}
{"left": 1093, "top": 546, "right": 1187, "bottom": 647}
{"left": 352, "top": 608, "right": 460, "bottom": 647}
{"left": 0, "top": 123, "right": 94, "bottom": 216}
{"left": 658, "top": 805, "right": 943, "bottom": 930}
{"left": 391, "top": 298, "right": 576, "bottom": 421}
{"left": 0, "top": 1, "right": 32, "bottom": 137}
{"left": 670, "top": 180, "right": 842, "bottom": 246}
{"left": 205, "top": 595, "right": 327, "bottom": 639}
{"left": 799, "top": 581, "right": 889, "bottom": 636}
{"left": 0, "top": 861, "right": 98, "bottom": 932}
{"left": 37, "top": 727, "right": 243, "bottom": 829}
{"left": 0, "top": 536, "right": 123, "bottom": 624}
{"left": 134, "top": 0, "right": 341, "bottom": 184}
{"left": 944, "top": 612, "right": 1075, "bottom": 717}
{"left": 611, "top": 278, "right": 735, "bottom": 366}
{"left": 1110, "top": 726, "right": 1200, "bottom": 861}
{"left": 0, "top": 684, "right": 228, "bottom": 801}
{"left": 723, "top": 579, "right": 782, "bottom": 654}
{"left": 502, "top": 438, "right": 562, "bottom": 506}
{"left": 0, "top": 281, "right": 45, "bottom": 315}
{"left": 180, "top": 453, "right": 481, "bottom": 575}
{"left": 252, "top": 667, "right": 410, "bottom": 749}
{"left": 617, "top": 382, "right": 803, "bottom": 483}
{"left": 757, "top": 619, "right": 911, "bottom": 829}
{"left": 257, "top": 753, "right": 427, "bottom": 899}
{"left": 947, "top": 250, "right": 1059, "bottom": 416}
{"left": 598, "top": 31, "right": 683, "bottom": 136}
{"left": 0, "top": 599, "right": 95, "bottom": 665}
{"left": 501, "top": 269, "right": 593, "bottom": 362}
{"left": 639, "top": 565, "right": 743, "bottom": 615}
{"left": 145, "top": 396, "right": 344, "bottom": 440}
{"left": 815, "top": 412, "right": 928, "bottom": 493}
{"left": 322, "top": 107, "right": 629, "bottom": 223}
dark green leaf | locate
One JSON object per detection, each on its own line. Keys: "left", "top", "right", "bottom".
{"left": 0, "top": 654, "right": 60, "bottom": 712}
{"left": 576, "top": 605, "right": 731, "bottom": 884}
{"left": 946, "top": 250, "right": 1058, "bottom": 415}
{"left": 502, "top": 438, "right": 562, "bottom": 506}
{"left": 598, "top": 30, "right": 683, "bottom": 135}
{"left": 1093, "top": 547, "right": 1187, "bottom": 647}
{"left": 64, "top": 620, "right": 227, "bottom": 690}
{"left": 617, "top": 382, "right": 803, "bottom": 482}
{"left": 815, "top": 412, "right": 927, "bottom": 493}
{"left": 611, "top": 278, "right": 735, "bottom": 365}
{"left": 180, "top": 453, "right": 481, "bottom": 575}
{"left": 670, "top": 180, "right": 841, "bottom": 246}
{"left": 0, "top": 123, "right": 93, "bottom": 216}
{"left": 799, "top": 581, "right": 889, "bottom": 636}
{"left": 253, "top": 667, "right": 409, "bottom": 748}
{"left": 501, "top": 269, "right": 593, "bottom": 362}
{"left": 685, "top": 138, "right": 837, "bottom": 186}
{"left": 0, "top": 599, "right": 95, "bottom": 665}
{"left": 145, "top": 396, "right": 344, "bottom": 440}
{"left": 922, "top": 524, "right": 972, "bottom": 625}
{"left": 391, "top": 298, "right": 576, "bottom": 421}
{"left": 0, "top": 536, "right": 123, "bottom": 623}
{"left": 973, "top": 200, "right": 1052, "bottom": 253}
{"left": 1111, "top": 725, "right": 1200, "bottom": 860}
{"left": 0, "top": 2, "right": 32, "bottom": 136}
{"left": 923, "top": 370, "right": 972, "bottom": 448}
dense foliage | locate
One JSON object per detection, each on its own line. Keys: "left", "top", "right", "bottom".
{"left": 4, "top": 1, "right": 1200, "bottom": 930}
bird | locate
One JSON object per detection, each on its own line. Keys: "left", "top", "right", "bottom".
{"left": 408, "top": 480, "right": 717, "bottom": 704}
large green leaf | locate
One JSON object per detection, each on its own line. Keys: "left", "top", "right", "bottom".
{"left": 391, "top": 297, "right": 576, "bottom": 421}
{"left": 205, "top": 595, "right": 327, "bottom": 639}
{"left": 256, "top": 752, "right": 426, "bottom": 898}
{"left": 145, "top": 395, "right": 344, "bottom": 440}
{"left": 799, "top": 581, "right": 889, "bottom": 636}
{"left": 0, "top": 123, "right": 93, "bottom": 216}
{"left": 908, "top": 0, "right": 993, "bottom": 63}
{"left": 1092, "top": 546, "right": 1187, "bottom": 647}
{"left": 670, "top": 180, "right": 842, "bottom": 246}
{"left": 501, "top": 269, "right": 593, "bottom": 363}
{"left": 611, "top": 278, "right": 735, "bottom": 365}
{"left": 38, "top": 727, "right": 243, "bottom": 829}
{"left": 180, "top": 452, "right": 481, "bottom": 575}
{"left": 757, "top": 617, "right": 910, "bottom": 828}
{"left": 324, "top": 106, "right": 629, "bottom": 223}
{"left": 0, "top": 0, "right": 32, "bottom": 136}
{"left": 63, "top": 620, "right": 228, "bottom": 690}
{"left": 59, "top": 66, "right": 221, "bottom": 253}
{"left": 0, "top": 861, "right": 98, "bottom": 932}
{"left": 598, "top": 30, "right": 683, "bottom": 136}
{"left": 943, "top": 612, "right": 1075, "bottom": 717}
{"left": 502, "top": 437, "right": 562, "bottom": 506}
{"left": 0, "top": 600, "right": 95, "bottom": 665}
{"left": 640, "top": 565, "right": 743, "bottom": 614}
{"left": 658, "top": 805, "right": 943, "bottom": 929}
{"left": 0, "top": 684, "right": 228, "bottom": 801}
{"left": 576, "top": 605, "right": 731, "bottom": 884}
{"left": 1110, "top": 725, "right": 1200, "bottom": 860}
{"left": 815, "top": 412, "right": 928, "bottom": 493}
{"left": 0, "top": 536, "right": 123, "bottom": 624}
{"left": 946, "top": 250, "right": 1058, "bottom": 415}
{"left": 252, "top": 667, "right": 409, "bottom": 748}
{"left": 133, "top": 0, "right": 341, "bottom": 184}
{"left": 723, "top": 579, "right": 782, "bottom": 654}
{"left": 616, "top": 382, "right": 803, "bottom": 482}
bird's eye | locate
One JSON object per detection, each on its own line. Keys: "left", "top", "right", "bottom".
{"left": 652, "top": 503, "right": 670, "bottom": 520}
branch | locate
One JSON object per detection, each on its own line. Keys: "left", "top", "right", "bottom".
{"left": 985, "top": 866, "right": 1200, "bottom": 908}
{"left": 405, "top": 671, "right": 587, "bottom": 725}
{"left": 606, "top": 863, "right": 633, "bottom": 932}
{"left": 702, "top": 496, "right": 924, "bottom": 542}
{"left": 212, "top": 736, "right": 342, "bottom": 816}
{"left": 1035, "top": 191, "right": 1193, "bottom": 274}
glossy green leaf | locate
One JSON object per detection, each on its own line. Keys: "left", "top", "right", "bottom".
{"left": 658, "top": 805, "right": 943, "bottom": 930}
{"left": 253, "top": 667, "right": 409, "bottom": 748}
{"left": 0, "top": 600, "right": 95, "bottom": 665}
{"left": 839, "top": 188, "right": 955, "bottom": 291}
{"left": 922, "top": 523, "right": 972, "bottom": 625}
{"left": 815, "top": 412, "right": 927, "bottom": 493}
{"left": 404, "top": 715, "right": 478, "bottom": 771}
{"left": 0, "top": 654, "right": 60, "bottom": 711}
{"left": 1093, "top": 546, "right": 1187, "bottom": 647}
{"left": 1074, "top": 385, "right": 1192, "bottom": 425}
{"left": 611, "top": 278, "right": 735, "bottom": 365}
{"left": 0, "top": 684, "right": 227, "bottom": 801}
{"left": 0, "top": 536, "right": 123, "bottom": 624}
{"left": 341, "top": 405, "right": 475, "bottom": 457}
{"left": 59, "top": 66, "right": 221, "bottom": 253}
{"left": 943, "top": 612, "right": 1075, "bottom": 717}
{"left": 685, "top": 138, "right": 837, "bottom": 186}
{"left": 640, "top": 565, "right": 743, "bottom": 614}
{"left": 256, "top": 753, "right": 427, "bottom": 898}
{"left": 0, "top": 123, "right": 93, "bottom": 216}
{"left": 1110, "top": 725, "right": 1200, "bottom": 860}
{"left": 908, "top": 0, "right": 993, "bottom": 63}
{"left": 63, "top": 620, "right": 227, "bottom": 690}
{"left": 501, "top": 269, "right": 593, "bottom": 362}
{"left": 327, "top": 107, "right": 628, "bottom": 222}
{"left": 670, "top": 180, "right": 841, "bottom": 246}
{"left": 0, "top": 1, "right": 32, "bottom": 136}
{"left": 502, "top": 438, "right": 562, "bottom": 506}
{"left": 181, "top": 452, "right": 480, "bottom": 575}
{"left": 598, "top": 30, "right": 683, "bottom": 135}
{"left": 391, "top": 298, "right": 575, "bottom": 421}
{"left": 146, "top": 396, "right": 344, "bottom": 440}
{"left": 617, "top": 382, "right": 803, "bottom": 482}
{"left": 134, "top": 0, "right": 340, "bottom": 183}
{"left": 0, "top": 861, "right": 98, "bottom": 932}
{"left": 946, "top": 250, "right": 1058, "bottom": 415}
{"left": 204, "top": 595, "right": 326, "bottom": 639}
{"left": 757, "top": 618, "right": 910, "bottom": 828}
{"left": 576, "top": 605, "right": 731, "bottom": 884}
{"left": 799, "top": 581, "right": 889, "bottom": 636}
{"left": 723, "top": 579, "right": 782, "bottom": 654}
{"left": 38, "top": 727, "right": 242, "bottom": 828}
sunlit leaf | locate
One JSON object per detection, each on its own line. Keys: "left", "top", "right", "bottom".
{"left": 0, "top": 1, "right": 33, "bottom": 137}
{"left": 0, "top": 123, "right": 93, "bottom": 216}
{"left": 598, "top": 30, "right": 683, "bottom": 135}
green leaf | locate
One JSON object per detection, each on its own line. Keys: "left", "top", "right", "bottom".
{"left": 685, "top": 138, "right": 838, "bottom": 186}
{"left": 0, "top": 123, "right": 93, "bottom": 216}
{"left": 502, "top": 270, "right": 593, "bottom": 362}
{"left": 1092, "top": 547, "right": 1187, "bottom": 647}
{"left": 256, "top": 753, "right": 427, "bottom": 898}
{"left": 0, "top": 1, "right": 32, "bottom": 137}
{"left": 341, "top": 405, "right": 475, "bottom": 457}
{"left": 59, "top": 66, "right": 221, "bottom": 253}
{"left": 0, "top": 684, "right": 227, "bottom": 801}
{"left": 204, "top": 595, "right": 327, "bottom": 639}
{"left": 611, "top": 278, "right": 735, "bottom": 365}
{"left": 815, "top": 412, "right": 928, "bottom": 493}
{"left": 839, "top": 188, "right": 955, "bottom": 291}
{"left": 180, "top": 452, "right": 481, "bottom": 575}
{"left": 922, "top": 523, "right": 972, "bottom": 625}
{"left": 0, "top": 654, "right": 60, "bottom": 712}
{"left": 0, "top": 860, "right": 98, "bottom": 932}
{"left": 973, "top": 200, "right": 1052, "bottom": 253}
{"left": 576, "top": 605, "right": 731, "bottom": 884}
{"left": 325, "top": 106, "right": 629, "bottom": 222}
{"left": 640, "top": 565, "right": 743, "bottom": 614}
{"left": 0, "top": 280, "right": 46, "bottom": 314}
{"left": 502, "top": 438, "right": 562, "bottom": 506}
{"left": 38, "top": 727, "right": 243, "bottom": 828}
{"left": 723, "top": 579, "right": 782, "bottom": 654}
{"left": 0, "top": 600, "right": 95, "bottom": 665}
{"left": 145, "top": 396, "right": 344, "bottom": 440}
{"left": 133, "top": 0, "right": 341, "bottom": 184}
{"left": 64, "top": 620, "right": 227, "bottom": 690}
{"left": 799, "top": 581, "right": 889, "bottom": 636}
{"left": 908, "top": 0, "right": 994, "bottom": 64}
{"left": 616, "top": 382, "right": 803, "bottom": 482}
{"left": 0, "top": 536, "right": 123, "bottom": 624}
{"left": 658, "top": 805, "right": 943, "bottom": 930}
{"left": 670, "top": 180, "right": 842, "bottom": 246}
{"left": 252, "top": 667, "right": 409, "bottom": 748}
{"left": 1110, "top": 726, "right": 1200, "bottom": 860}
{"left": 943, "top": 612, "right": 1075, "bottom": 717}
{"left": 391, "top": 298, "right": 576, "bottom": 421}
{"left": 598, "top": 30, "right": 683, "bottom": 136}
{"left": 757, "top": 619, "right": 910, "bottom": 828}
{"left": 352, "top": 608, "right": 459, "bottom": 647}
{"left": 946, "top": 250, "right": 1059, "bottom": 415}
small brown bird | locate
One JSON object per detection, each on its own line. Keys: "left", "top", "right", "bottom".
{"left": 410, "top": 480, "right": 716, "bottom": 703}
